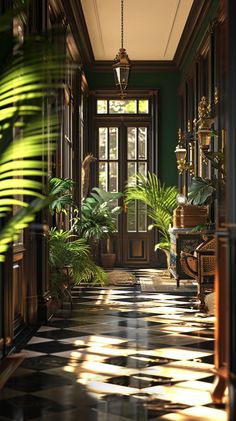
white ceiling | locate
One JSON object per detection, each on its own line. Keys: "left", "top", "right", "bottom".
{"left": 81, "top": 0, "right": 194, "bottom": 61}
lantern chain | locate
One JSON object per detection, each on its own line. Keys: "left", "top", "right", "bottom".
{"left": 121, "top": 0, "right": 124, "bottom": 49}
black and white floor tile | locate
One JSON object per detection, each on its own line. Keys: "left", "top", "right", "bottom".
{"left": 0, "top": 271, "right": 226, "bottom": 420}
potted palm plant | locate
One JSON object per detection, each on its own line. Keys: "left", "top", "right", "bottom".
{"left": 74, "top": 187, "right": 123, "bottom": 268}
{"left": 124, "top": 172, "right": 177, "bottom": 268}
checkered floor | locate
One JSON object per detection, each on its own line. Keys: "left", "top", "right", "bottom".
{"left": 0, "top": 275, "right": 226, "bottom": 420}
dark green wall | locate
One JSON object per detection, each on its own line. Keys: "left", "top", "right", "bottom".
{"left": 87, "top": 70, "right": 180, "bottom": 187}
{"left": 85, "top": 1, "right": 219, "bottom": 188}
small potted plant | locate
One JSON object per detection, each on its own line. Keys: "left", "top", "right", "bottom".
{"left": 48, "top": 228, "right": 107, "bottom": 301}
{"left": 74, "top": 187, "right": 123, "bottom": 268}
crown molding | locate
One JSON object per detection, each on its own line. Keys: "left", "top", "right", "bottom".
{"left": 88, "top": 60, "right": 178, "bottom": 73}
{"left": 174, "top": 0, "right": 213, "bottom": 69}
{"left": 62, "top": 0, "right": 94, "bottom": 68}
{"left": 59, "top": 0, "right": 179, "bottom": 73}
{"left": 59, "top": 0, "right": 217, "bottom": 74}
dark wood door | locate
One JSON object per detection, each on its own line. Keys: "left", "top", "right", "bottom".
{"left": 96, "top": 121, "right": 154, "bottom": 266}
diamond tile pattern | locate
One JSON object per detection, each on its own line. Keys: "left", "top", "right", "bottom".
{"left": 0, "top": 270, "right": 226, "bottom": 420}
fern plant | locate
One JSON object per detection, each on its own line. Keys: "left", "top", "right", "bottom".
{"left": 75, "top": 187, "right": 123, "bottom": 246}
{"left": 48, "top": 228, "right": 107, "bottom": 297}
{"left": 124, "top": 172, "right": 177, "bottom": 254}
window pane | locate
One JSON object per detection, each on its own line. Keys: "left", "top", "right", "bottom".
{"left": 99, "top": 128, "right": 107, "bottom": 159}
{"left": 97, "top": 100, "right": 107, "bottom": 114}
{"left": 139, "top": 99, "right": 149, "bottom": 114}
{"left": 109, "top": 99, "right": 137, "bottom": 114}
{"left": 138, "top": 202, "right": 147, "bottom": 232}
{"left": 127, "top": 162, "right": 137, "bottom": 182}
{"left": 139, "top": 162, "right": 147, "bottom": 176}
{"left": 124, "top": 100, "right": 137, "bottom": 113}
{"left": 127, "top": 201, "right": 137, "bottom": 232}
{"left": 109, "top": 162, "right": 118, "bottom": 192}
{"left": 109, "top": 127, "right": 118, "bottom": 159}
{"left": 138, "top": 127, "right": 147, "bottom": 159}
{"left": 112, "top": 199, "right": 119, "bottom": 229}
{"left": 99, "top": 162, "right": 107, "bottom": 191}
{"left": 127, "top": 127, "right": 137, "bottom": 160}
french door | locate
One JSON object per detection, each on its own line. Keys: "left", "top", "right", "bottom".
{"left": 96, "top": 121, "right": 155, "bottom": 266}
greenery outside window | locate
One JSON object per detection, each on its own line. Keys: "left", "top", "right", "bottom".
{"left": 97, "top": 99, "right": 149, "bottom": 115}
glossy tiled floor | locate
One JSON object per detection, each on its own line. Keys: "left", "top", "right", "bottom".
{"left": 0, "top": 272, "right": 227, "bottom": 420}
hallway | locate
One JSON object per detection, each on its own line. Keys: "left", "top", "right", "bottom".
{"left": 0, "top": 274, "right": 226, "bottom": 420}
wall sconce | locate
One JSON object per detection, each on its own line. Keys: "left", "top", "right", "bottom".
{"left": 197, "top": 96, "right": 214, "bottom": 152}
{"left": 175, "top": 128, "right": 194, "bottom": 175}
{"left": 175, "top": 129, "right": 187, "bottom": 174}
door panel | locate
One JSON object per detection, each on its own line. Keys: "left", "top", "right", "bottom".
{"left": 123, "top": 125, "right": 150, "bottom": 265}
{"left": 97, "top": 122, "right": 152, "bottom": 266}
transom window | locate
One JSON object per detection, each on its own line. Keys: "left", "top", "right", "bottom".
{"left": 97, "top": 99, "right": 149, "bottom": 115}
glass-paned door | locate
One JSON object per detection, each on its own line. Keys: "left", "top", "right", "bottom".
{"left": 97, "top": 123, "right": 153, "bottom": 266}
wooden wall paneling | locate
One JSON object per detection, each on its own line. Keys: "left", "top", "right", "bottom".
{"left": 199, "top": 34, "right": 211, "bottom": 100}
{"left": 192, "top": 61, "right": 199, "bottom": 177}
{"left": 212, "top": 231, "right": 228, "bottom": 403}
{"left": 12, "top": 247, "right": 26, "bottom": 340}
{"left": 0, "top": 0, "right": 13, "bottom": 14}
{"left": 27, "top": 0, "right": 48, "bottom": 35}
{"left": 201, "top": 38, "right": 211, "bottom": 179}
{"left": 216, "top": 15, "right": 227, "bottom": 229}
{"left": 186, "top": 76, "right": 194, "bottom": 189}
{"left": 26, "top": 222, "right": 50, "bottom": 324}
{"left": 177, "top": 2, "right": 229, "bottom": 409}
{"left": 0, "top": 251, "right": 3, "bottom": 359}
{"left": 73, "top": 68, "right": 82, "bottom": 206}
{"left": 180, "top": 82, "right": 187, "bottom": 196}
{"left": 176, "top": 90, "right": 185, "bottom": 194}
{"left": 209, "top": 2, "right": 228, "bottom": 409}
{"left": 3, "top": 250, "right": 13, "bottom": 356}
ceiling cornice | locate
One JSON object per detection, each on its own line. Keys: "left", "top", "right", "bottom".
{"left": 89, "top": 60, "right": 178, "bottom": 73}
{"left": 60, "top": 0, "right": 216, "bottom": 74}
{"left": 174, "top": 0, "right": 213, "bottom": 69}
{"left": 61, "top": 0, "right": 179, "bottom": 73}
{"left": 62, "top": 0, "right": 94, "bottom": 68}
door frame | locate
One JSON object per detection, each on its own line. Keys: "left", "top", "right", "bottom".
{"left": 87, "top": 90, "right": 160, "bottom": 267}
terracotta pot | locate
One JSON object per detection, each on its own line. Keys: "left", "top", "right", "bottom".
{"left": 101, "top": 253, "right": 116, "bottom": 268}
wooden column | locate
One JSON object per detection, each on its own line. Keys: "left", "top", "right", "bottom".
{"left": 227, "top": 0, "right": 236, "bottom": 419}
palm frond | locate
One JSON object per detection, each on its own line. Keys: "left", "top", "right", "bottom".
{"left": 125, "top": 172, "right": 177, "bottom": 251}
{"left": 0, "top": 197, "right": 54, "bottom": 262}
{"left": 0, "top": 29, "right": 66, "bottom": 260}
{"left": 48, "top": 228, "right": 107, "bottom": 292}
{"left": 48, "top": 177, "right": 75, "bottom": 215}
